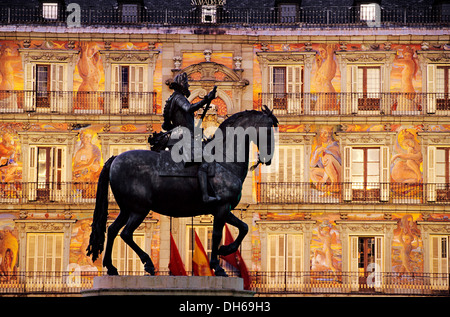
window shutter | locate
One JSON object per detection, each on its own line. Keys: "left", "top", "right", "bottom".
{"left": 375, "top": 236, "right": 383, "bottom": 272}
{"left": 129, "top": 65, "right": 145, "bottom": 113}
{"left": 343, "top": 146, "right": 352, "bottom": 201}
{"left": 50, "top": 64, "right": 65, "bottom": 112}
{"left": 286, "top": 234, "right": 302, "bottom": 272}
{"left": 28, "top": 145, "right": 37, "bottom": 201}
{"left": 110, "top": 65, "right": 121, "bottom": 113}
{"left": 350, "top": 236, "right": 359, "bottom": 290}
{"left": 351, "top": 65, "right": 359, "bottom": 114}
{"left": 380, "top": 66, "right": 388, "bottom": 114}
{"left": 380, "top": 146, "right": 389, "bottom": 202}
{"left": 427, "top": 146, "right": 436, "bottom": 202}
{"left": 51, "top": 147, "right": 66, "bottom": 201}
{"left": 374, "top": 236, "right": 383, "bottom": 291}
{"left": 286, "top": 66, "right": 302, "bottom": 114}
{"left": 427, "top": 64, "right": 436, "bottom": 114}
{"left": 267, "top": 66, "right": 274, "bottom": 109}
{"left": 24, "top": 63, "right": 36, "bottom": 111}
{"left": 431, "top": 236, "right": 448, "bottom": 289}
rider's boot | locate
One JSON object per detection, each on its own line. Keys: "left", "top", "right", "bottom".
{"left": 198, "top": 164, "right": 220, "bottom": 203}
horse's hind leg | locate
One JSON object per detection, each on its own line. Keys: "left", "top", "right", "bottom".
{"left": 218, "top": 212, "right": 248, "bottom": 256}
{"left": 120, "top": 211, "right": 155, "bottom": 275}
{"left": 103, "top": 211, "right": 129, "bottom": 275}
{"left": 210, "top": 204, "right": 229, "bottom": 277}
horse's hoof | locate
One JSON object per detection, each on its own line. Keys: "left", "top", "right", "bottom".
{"left": 144, "top": 263, "right": 156, "bottom": 276}
{"left": 107, "top": 267, "right": 119, "bottom": 276}
{"left": 214, "top": 267, "right": 228, "bottom": 277}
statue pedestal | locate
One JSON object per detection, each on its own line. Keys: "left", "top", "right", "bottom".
{"left": 81, "top": 276, "right": 254, "bottom": 297}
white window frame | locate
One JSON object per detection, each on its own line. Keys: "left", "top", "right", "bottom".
{"left": 201, "top": 5, "right": 217, "bottom": 23}
{"left": 337, "top": 132, "right": 395, "bottom": 202}
{"left": 26, "top": 232, "right": 64, "bottom": 272}
{"left": 19, "top": 49, "right": 78, "bottom": 113}
{"left": 349, "top": 235, "right": 383, "bottom": 291}
{"left": 430, "top": 235, "right": 449, "bottom": 290}
{"left": 261, "top": 143, "right": 304, "bottom": 203}
{"left": 42, "top": 2, "right": 58, "bottom": 20}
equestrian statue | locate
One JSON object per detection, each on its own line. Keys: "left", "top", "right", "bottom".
{"left": 86, "top": 72, "right": 278, "bottom": 276}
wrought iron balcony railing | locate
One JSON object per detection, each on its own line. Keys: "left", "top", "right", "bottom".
{"left": 259, "top": 92, "right": 450, "bottom": 116}
{"left": 0, "top": 5, "right": 448, "bottom": 28}
{"left": 0, "top": 271, "right": 448, "bottom": 296}
{"left": 0, "top": 91, "right": 448, "bottom": 117}
{"left": 1, "top": 182, "right": 449, "bottom": 205}
{"left": 258, "top": 182, "right": 450, "bottom": 204}
{"left": 0, "top": 91, "right": 157, "bottom": 115}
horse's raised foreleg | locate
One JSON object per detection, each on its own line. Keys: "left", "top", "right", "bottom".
{"left": 103, "top": 211, "right": 129, "bottom": 275}
{"left": 210, "top": 205, "right": 229, "bottom": 277}
{"left": 218, "top": 212, "right": 248, "bottom": 256}
{"left": 120, "top": 212, "right": 155, "bottom": 275}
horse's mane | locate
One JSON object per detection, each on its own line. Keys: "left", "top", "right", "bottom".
{"left": 218, "top": 110, "right": 260, "bottom": 129}
{"left": 217, "top": 109, "right": 278, "bottom": 131}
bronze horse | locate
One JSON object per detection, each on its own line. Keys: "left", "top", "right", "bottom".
{"left": 86, "top": 106, "right": 278, "bottom": 276}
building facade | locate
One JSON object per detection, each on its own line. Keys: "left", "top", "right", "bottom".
{"left": 0, "top": 0, "right": 449, "bottom": 295}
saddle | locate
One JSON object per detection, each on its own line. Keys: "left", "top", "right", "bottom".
{"left": 149, "top": 127, "right": 215, "bottom": 177}
{"left": 156, "top": 148, "right": 215, "bottom": 178}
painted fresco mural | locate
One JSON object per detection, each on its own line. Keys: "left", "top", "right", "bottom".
{"left": 310, "top": 214, "right": 342, "bottom": 276}
{"left": 0, "top": 40, "right": 163, "bottom": 113}
{"left": 392, "top": 214, "right": 423, "bottom": 274}
{"left": 0, "top": 39, "right": 448, "bottom": 276}
{"left": 253, "top": 43, "right": 425, "bottom": 112}
{"left": 310, "top": 125, "right": 342, "bottom": 193}
{"left": 0, "top": 214, "right": 18, "bottom": 280}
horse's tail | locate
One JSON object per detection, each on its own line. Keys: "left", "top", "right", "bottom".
{"left": 86, "top": 156, "right": 116, "bottom": 262}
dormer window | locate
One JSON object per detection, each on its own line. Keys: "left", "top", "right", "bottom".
{"left": 191, "top": 0, "right": 225, "bottom": 24}
{"left": 122, "top": 4, "right": 139, "bottom": 23}
{"left": 42, "top": 2, "right": 58, "bottom": 20}
{"left": 201, "top": 5, "right": 217, "bottom": 23}
{"left": 117, "top": 0, "right": 143, "bottom": 23}
{"left": 279, "top": 4, "right": 297, "bottom": 23}
{"left": 360, "top": 3, "right": 377, "bottom": 22}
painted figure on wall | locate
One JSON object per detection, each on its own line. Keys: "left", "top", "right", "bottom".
{"left": 310, "top": 126, "right": 341, "bottom": 191}
{"left": 311, "top": 219, "right": 341, "bottom": 278}
{"left": 313, "top": 44, "right": 338, "bottom": 111}
{"left": 0, "top": 43, "right": 22, "bottom": 109}
{"left": 392, "top": 215, "right": 422, "bottom": 274}
{"left": 75, "top": 42, "right": 103, "bottom": 110}
{"left": 391, "top": 128, "right": 422, "bottom": 184}
{"left": 0, "top": 215, "right": 19, "bottom": 281}
{"left": 73, "top": 131, "right": 102, "bottom": 197}
{"left": 394, "top": 46, "right": 420, "bottom": 111}
{"left": 70, "top": 218, "right": 99, "bottom": 269}
{"left": 0, "top": 132, "right": 21, "bottom": 185}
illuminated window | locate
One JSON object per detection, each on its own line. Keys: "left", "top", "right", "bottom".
{"left": 202, "top": 5, "right": 217, "bottom": 23}
{"left": 27, "top": 233, "right": 63, "bottom": 272}
{"left": 360, "top": 3, "right": 377, "bottom": 21}
{"left": 42, "top": 3, "right": 58, "bottom": 20}
{"left": 267, "top": 234, "right": 302, "bottom": 272}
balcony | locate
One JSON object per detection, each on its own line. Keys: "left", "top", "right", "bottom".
{"left": 0, "top": 5, "right": 448, "bottom": 29}
{"left": 0, "top": 271, "right": 448, "bottom": 296}
{"left": 259, "top": 92, "right": 449, "bottom": 116}
{"left": 0, "top": 182, "right": 449, "bottom": 205}
{"left": 0, "top": 91, "right": 157, "bottom": 115}
{"left": 0, "top": 182, "right": 101, "bottom": 204}
{"left": 258, "top": 182, "right": 450, "bottom": 205}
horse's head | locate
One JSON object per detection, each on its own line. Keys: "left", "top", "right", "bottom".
{"left": 255, "top": 105, "right": 279, "bottom": 167}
